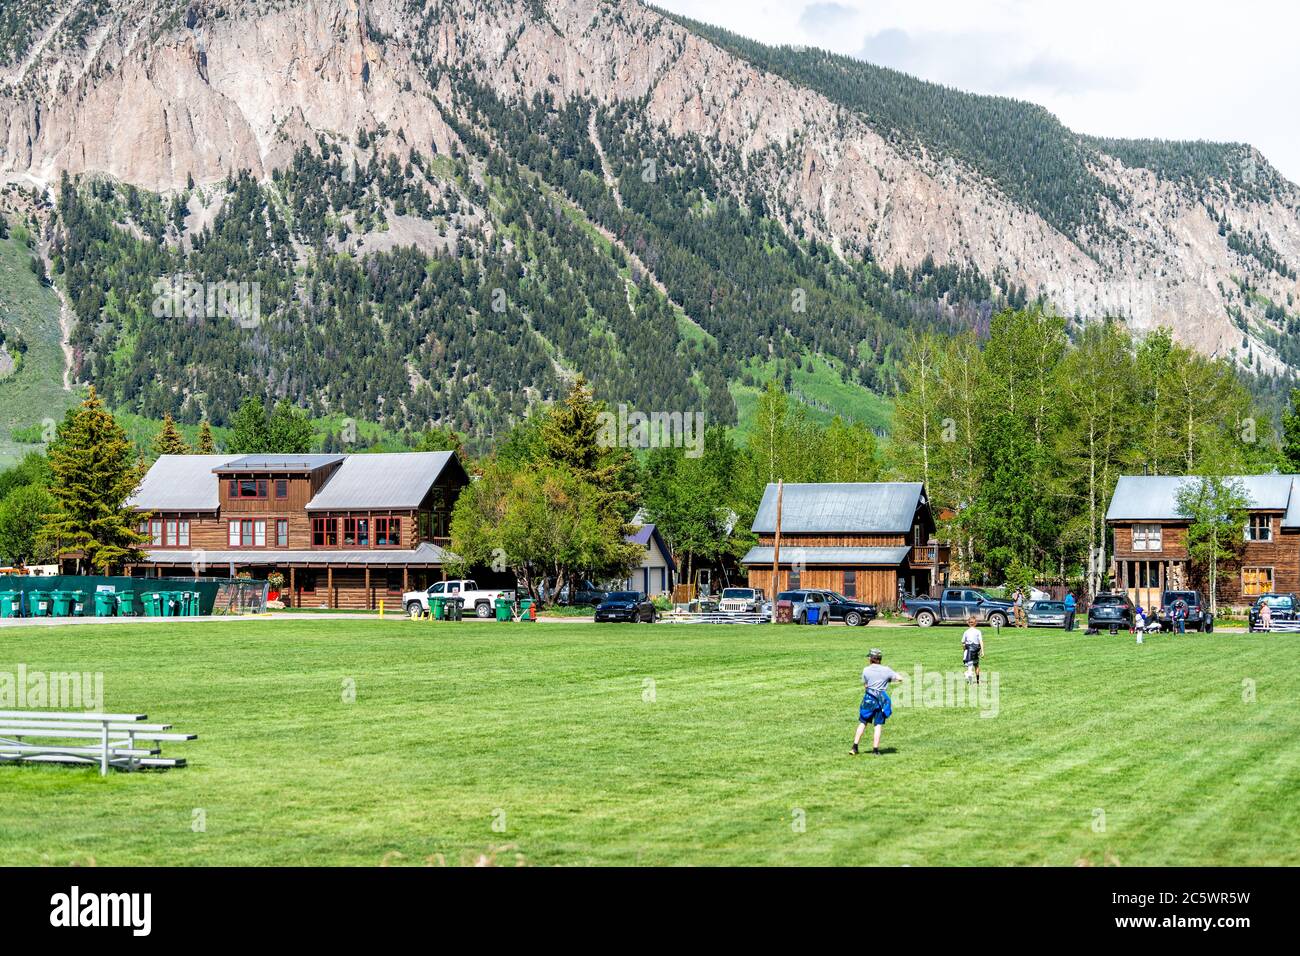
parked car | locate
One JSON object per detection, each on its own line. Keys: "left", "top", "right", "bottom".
{"left": 1249, "top": 593, "right": 1300, "bottom": 631}
{"left": 594, "top": 591, "right": 656, "bottom": 623}
{"left": 1087, "top": 592, "right": 1135, "bottom": 630}
{"left": 719, "top": 587, "right": 764, "bottom": 614}
{"left": 1156, "top": 590, "right": 1212, "bottom": 632}
{"left": 1026, "top": 600, "right": 1067, "bottom": 628}
{"left": 556, "top": 581, "right": 608, "bottom": 606}
{"left": 776, "top": 590, "right": 832, "bottom": 625}
{"left": 403, "top": 579, "right": 514, "bottom": 619}
{"left": 901, "top": 588, "right": 1014, "bottom": 628}
{"left": 822, "top": 591, "right": 878, "bottom": 627}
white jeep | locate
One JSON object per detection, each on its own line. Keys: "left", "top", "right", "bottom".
{"left": 403, "top": 579, "right": 515, "bottom": 619}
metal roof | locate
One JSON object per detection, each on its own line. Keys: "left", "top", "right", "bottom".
{"left": 740, "top": 546, "right": 912, "bottom": 567}
{"left": 1106, "top": 474, "right": 1300, "bottom": 527}
{"left": 216, "top": 454, "right": 344, "bottom": 473}
{"left": 751, "top": 482, "right": 924, "bottom": 534}
{"left": 140, "top": 541, "right": 454, "bottom": 567}
{"left": 129, "top": 455, "right": 242, "bottom": 511}
{"left": 306, "top": 452, "right": 460, "bottom": 511}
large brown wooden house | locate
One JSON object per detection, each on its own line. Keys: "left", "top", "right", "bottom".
{"left": 1106, "top": 474, "right": 1300, "bottom": 609}
{"left": 741, "top": 482, "right": 949, "bottom": 608}
{"left": 119, "top": 452, "right": 469, "bottom": 609}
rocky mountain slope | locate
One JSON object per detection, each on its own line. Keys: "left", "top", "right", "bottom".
{"left": 0, "top": 0, "right": 1296, "bottom": 442}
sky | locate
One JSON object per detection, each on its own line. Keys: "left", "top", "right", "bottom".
{"left": 654, "top": 0, "right": 1300, "bottom": 185}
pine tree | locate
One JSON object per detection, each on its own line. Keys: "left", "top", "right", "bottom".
{"left": 1281, "top": 388, "right": 1300, "bottom": 472}
{"left": 541, "top": 376, "right": 637, "bottom": 520}
{"left": 197, "top": 420, "right": 217, "bottom": 454}
{"left": 40, "top": 387, "right": 149, "bottom": 573}
{"left": 153, "top": 412, "right": 190, "bottom": 457}
{"left": 267, "top": 399, "right": 315, "bottom": 454}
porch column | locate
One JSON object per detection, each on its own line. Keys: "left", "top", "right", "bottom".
{"left": 402, "top": 567, "right": 409, "bottom": 593}
{"left": 365, "top": 568, "right": 371, "bottom": 610}
{"left": 327, "top": 567, "right": 334, "bottom": 609}
{"left": 289, "top": 567, "right": 296, "bottom": 604}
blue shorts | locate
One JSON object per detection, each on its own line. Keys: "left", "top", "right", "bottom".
{"left": 859, "top": 690, "right": 892, "bottom": 725}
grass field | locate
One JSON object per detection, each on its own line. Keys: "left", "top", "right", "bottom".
{"left": 1, "top": 620, "right": 1296, "bottom": 866}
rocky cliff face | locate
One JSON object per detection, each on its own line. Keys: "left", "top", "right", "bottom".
{"left": 2, "top": 0, "right": 1297, "bottom": 374}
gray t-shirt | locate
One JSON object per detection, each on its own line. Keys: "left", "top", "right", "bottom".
{"left": 861, "top": 663, "right": 900, "bottom": 693}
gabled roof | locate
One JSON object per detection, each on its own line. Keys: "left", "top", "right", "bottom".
{"left": 625, "top": 524, "right": 677, "bottom": 572}
{"left": 740, "top": 546, "right": 912, "bottom": 567}
{"left": 216, "top": 454, "right": 344, "bottom": 474}
{"left": 306, "top": 452, "right": 465, "bottom": 511}
{"left": 1106, "top": 475, "right": 1300, "bottom": 528}
{"left": 129, "top": 455, "right": 242, "bottom": 512}
{"left": 751, "top": 482, "right": 926, "bottom": 534}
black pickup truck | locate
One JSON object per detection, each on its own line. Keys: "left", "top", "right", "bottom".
{"left": 901, "top": 588, "right": 1015, "bottom": 628}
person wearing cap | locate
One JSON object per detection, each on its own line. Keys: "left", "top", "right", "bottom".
{"left": 851, "top": 648, "right": 905, "bottom": 756}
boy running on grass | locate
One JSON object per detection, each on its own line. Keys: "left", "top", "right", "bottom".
{"left": 962, "top": 616, "right": 984, "bottom": 684}
{"left": 851, "top": 648, "right": 905, "bottom": 756}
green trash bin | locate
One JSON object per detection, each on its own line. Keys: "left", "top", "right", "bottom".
{"left": 94, "top": 590, "right": 117, "bottom": 617}
{"left": 50, "top": 590, "right": 74, "bottom": 617}
{"left": 189, "top": 591, "right": 202, "bottom": 616}
{"left": 29, "top": 589, "right": 52, "bottom": 617}
{"left": 175, "top": 591, "right": 192, "bottom": 616}
{"left": 116, "top": 591, "right": 140, "bottom": 617}
{"left": 494, "top": 597, "right": 511, "bottom": 622}
{"left": 0, "top": 590, "right": 19, "bottom": 618}
{"left": 518, "top": 597, "right": 535, "bottom": 621}
{"left": 142, "top": 591, "right": 163, "bottom": 617}
{"left": 165, "top": 592, "right": 185, "bottom": 617}
{"left": 70, "top": 590, "right": 87, "bottom": 617}
{"left": 429, "top": 596, "right": 445, "bottom": 620}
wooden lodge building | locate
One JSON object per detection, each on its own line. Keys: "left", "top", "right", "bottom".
{"left": 1106, "top": 474, "right": 1300, "bottom": 609}
{"left": 741, "top": 482, "right": 950, "bottom": 609}
{"left": 114, "top": 452, "right": 469, "bottom": 609}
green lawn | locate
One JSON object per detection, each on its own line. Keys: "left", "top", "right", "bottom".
{"left": 1, "top": 620, "right": 1296, "bottom": 866}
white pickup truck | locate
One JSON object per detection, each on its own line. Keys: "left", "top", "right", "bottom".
{"left": 403, "top": 579, "right": 515, "bottom": 619}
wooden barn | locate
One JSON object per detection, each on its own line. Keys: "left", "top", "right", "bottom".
{"left": 1106, "top": 474, "right": 1300, "bottom": 609}
{"left": 116, "top": 451, "right": 469, "bottom": 609}
{"left": 741, "top": 482, "right": 949, "bottom": 609}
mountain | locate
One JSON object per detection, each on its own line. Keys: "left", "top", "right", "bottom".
{"left": 0, "top": 0, "right": 1296, "bottom": 449}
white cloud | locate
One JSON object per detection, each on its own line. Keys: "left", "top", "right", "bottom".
{"left": 655, "top": 0, "right": 1300, "bottom": 185}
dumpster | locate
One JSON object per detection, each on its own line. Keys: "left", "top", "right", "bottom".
{"left": 94, "top": 591, "right": 117, "bottom": 617}
{"left": 518, "top": 597, "right": 535, "bottom": 621}
{"left": 70, "top": 590, "right": 87, "bottom": 617}
{"left": 143, "top": 591, "right": 163, "bottom": 617}
{"left": 429, "top": 596, "right": 446, "bottom": 621}
{"left": 0, "top": 590, "right": 20, "bottom": 618}
{"left": 116, "top": 591, "right": 140, "bottom": 617}
{"left": 775, "top": 599, "right": 794, "bottom": 624}
{"left": 50, "top": 590, "right": 74, "bottom": 617}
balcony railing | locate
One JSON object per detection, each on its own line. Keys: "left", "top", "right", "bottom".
{"left": 912, "top": 544, "right": 951, "bottom": 567}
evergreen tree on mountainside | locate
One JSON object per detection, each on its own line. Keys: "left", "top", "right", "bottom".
{"left": 224, "top": 397, "right": 271, "bottom": 455}
{"left": 40, "top": 387, "right": 148, "bottom": 573}
{"left": 196, "top": 420, "right": 217, "bottom": 454}
{"left": 152, "top": 412, "right": 190, "bottom": 457}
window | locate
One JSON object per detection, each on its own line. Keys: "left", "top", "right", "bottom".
{"left": 386, "top": 571, "right": 404, "bottom": 594}
{"left": 312, "top": 517, "right": 337, "bottom": 548}
{"left": 253, "top": 520, "right": 266, "bottom": 547}
{"left": 276, "top": 519, "right": 288, "bottom": 548}
{"left": 1246, "top": 515, "right": 1273, "bottom": 542}
{"left": 788, "top": 568, "right": 801, "bottom": 589}
{"left": 843, "top": 570, "right": 857, "bottom": 598}
{"left": 1243, "top": 568, "right": 1274, "bottom": 597}
{"left": 177, "top": 520, "right": 189, "bottom": 547}
{"left": 150, "top": 519, "right": 164, "bottom": 547}
{"left": 1132, "top": 524, "right": 1162, "bottom": 552}
{"left": 375, "top": 517, "right": 401, "bottom": 547}
{"left": 165, "top": 520, "right": 178, "bottom": 547}
{"left": 228, "top": 521, "right": 240, "bottom": 547}
{"left": 297, "top": 571, "right": 317, "bottom": 594}
{"left": 343, "top": 517, "right": 369, "bottom": 548}
{"left": 228, "top": 519, "right": 266, "bottom": 548}
{"left": 228, "top": 478, "right": 269, "bottom": 499}
{"left": 275, "top": 479, "right": 288, "bottom": 499}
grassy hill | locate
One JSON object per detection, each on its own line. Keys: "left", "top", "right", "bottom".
{"left": 0, "top": 226, "right": 75, "bottom": 467}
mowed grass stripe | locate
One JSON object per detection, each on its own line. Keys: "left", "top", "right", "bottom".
{"left": 0, "top": 620, "right": 1296, "bottom": 865}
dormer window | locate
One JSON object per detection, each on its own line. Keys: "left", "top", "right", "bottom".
{"left": 1246, "top": 515, "right": 1273, "bottom": 542}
